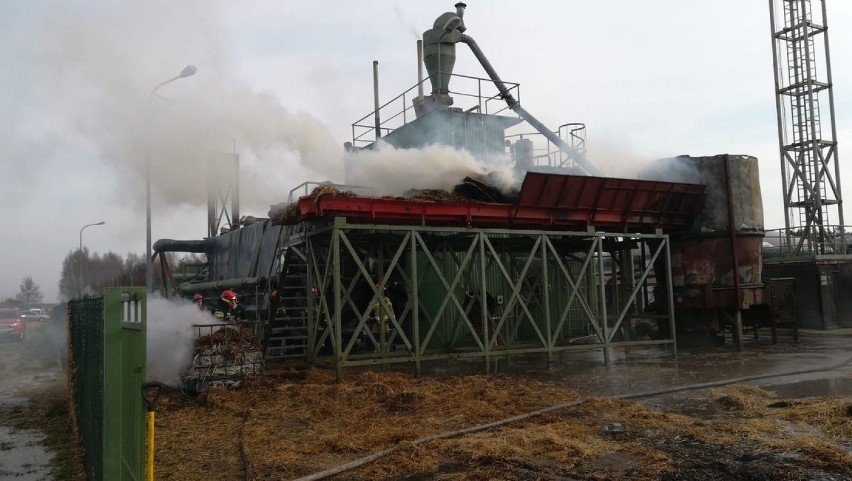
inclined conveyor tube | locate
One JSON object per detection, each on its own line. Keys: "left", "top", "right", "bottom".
{"left": 459, "top": 34, "right": 599, "bottom": 176}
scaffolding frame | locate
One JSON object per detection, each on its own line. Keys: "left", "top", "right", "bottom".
{"left": 284, "top": 217, "right": 676, "bottom": 379}
{"left": 769, "top": 0, "right": 845, "bottom": 255}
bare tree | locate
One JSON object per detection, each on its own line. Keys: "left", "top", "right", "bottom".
{"left": 16, "top": 277, "right": 43, "bottom": 308}
{"left": 58, "top": 249, "right": 169, "bottom": 299}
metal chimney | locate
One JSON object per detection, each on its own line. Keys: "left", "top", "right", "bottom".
{"left": 455, "top": 2, "right": 467, "bottom": 31}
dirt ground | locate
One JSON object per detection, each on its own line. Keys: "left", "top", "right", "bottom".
{"left": 1, "top": 324, "right": 850, "bottom": 480}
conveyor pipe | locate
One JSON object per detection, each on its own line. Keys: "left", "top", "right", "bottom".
{"left": 178, "top": 276, "right": 274, "bottom": 293}
{"left": 460, "top": 34, "right": 598, "bottom": 176}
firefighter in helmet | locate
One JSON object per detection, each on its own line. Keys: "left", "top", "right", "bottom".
{"left": 214, "top": 289, "right": 245, "bottom": 322}
{"left": 192, "top": 293, "right": 205, "bottom": 311}
{"left": 370, "top": 283, "right": 397, "bottom": 350}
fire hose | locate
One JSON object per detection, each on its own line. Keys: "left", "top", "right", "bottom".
{"left": 290, "top": 353, "right": 852, "bottom": 481}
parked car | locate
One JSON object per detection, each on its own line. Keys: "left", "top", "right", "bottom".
{"left": 20, "top": 308, "right": 49, "bottom": 322}
{"left": 0, "top": 308, "right": 25, "bottom": 341}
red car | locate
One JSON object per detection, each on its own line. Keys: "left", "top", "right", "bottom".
{"left": 0, "top": 308, "right": 25, "bottom": 342}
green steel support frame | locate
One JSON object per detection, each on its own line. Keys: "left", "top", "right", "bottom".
{"left": 293, "top": 218, "right": 674, "bottom": 378}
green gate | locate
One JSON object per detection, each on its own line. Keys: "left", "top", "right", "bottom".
{"left": 69, "top": 287, "right": 147, "bottom": 481}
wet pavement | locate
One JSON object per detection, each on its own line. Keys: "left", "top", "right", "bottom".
{"left": 0, "top": 425, "right": 53, "bottom": 481}
{"left": 0, "top": 371, "right": 59, "bottom": 480}
{"left": 492, "top": 330, "right": 852, "bottom": 398}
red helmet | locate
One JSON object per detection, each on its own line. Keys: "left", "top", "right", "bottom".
{"left": 221, "top": 290, "right": 237, "bottom": 301}
{"left": 193, "top": 293, "right": 203, "bottom": 301}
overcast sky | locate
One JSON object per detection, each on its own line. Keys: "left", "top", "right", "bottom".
{"left": 2, "top": 0, "right": 852, "bottom": 302}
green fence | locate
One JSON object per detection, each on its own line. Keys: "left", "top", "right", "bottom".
{"left": 69, "top": 287, "right": 147, "bottom": 481}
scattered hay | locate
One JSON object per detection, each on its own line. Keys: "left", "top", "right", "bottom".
{"left": 681, "top": 418, "right": 783, "bottom": 445}
{"left": 269, "top": 184, "right": 360, "bottom": 225}
{"left": 713, "top": 384, "right": 774, "bottom": 411}
{"left": 767, "top": 435, "right": 852, "bottom": 468}
{"left": 155, "top": 370, "right": 581, "bottom": 479}
{"left": 403, "top": 188, "right": 468, "bottom": 203}
{"left": 151, "top": 369, "right": 852, "bottom": 480}
{"left": 309, "top": 184, "right": 358, "bottom": 199}
{"left": 268, "top": 201, "right": 302, "bottom": 225}
{"left": 772, "top": 397, "right": 852, "bottom": 440}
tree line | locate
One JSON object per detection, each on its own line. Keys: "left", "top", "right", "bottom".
{"left": 58, "top": 248, "right": 192, "bottom": 299}
{"left": 1, "top": 249, "right": 199, "bottom": 307}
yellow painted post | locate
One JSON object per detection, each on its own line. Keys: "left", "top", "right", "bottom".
{"left": 142, "top": 382, "right": 162, "bottom": 481}
{"left": 146, "top": 411, "right": 155, "bottom": 481}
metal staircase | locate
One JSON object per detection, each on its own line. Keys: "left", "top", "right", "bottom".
{"left": 264, "top": 224, "right": 311, "bottom": 360}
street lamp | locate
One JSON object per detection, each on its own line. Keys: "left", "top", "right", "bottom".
{"left": 147, "top": 65, "right": 197, "bottom": 295}
{"left": 151, "top": 65, "right": 197, "bottom": 101}
{"left": 79, "top": 221, "right": 105, "bottom": 297}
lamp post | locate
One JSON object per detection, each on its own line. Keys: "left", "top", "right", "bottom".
{"left": 79, "top": 221, "right": 105, "bottom": 297}
{"left": 147, "top": 65, "right": 197, "bottom": 295}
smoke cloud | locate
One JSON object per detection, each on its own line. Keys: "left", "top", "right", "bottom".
{"left": 146, "top": 296, "right": 213, "bottom": 386}
{"left": 345, "top": 142, "right": 518, "bottom": 196}
{"left": 1, "top": 1, "right": 342, "bottom": 215}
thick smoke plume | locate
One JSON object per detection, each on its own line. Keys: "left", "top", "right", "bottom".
{"left": 146, "top": 296, "right": 212, "bottom": 386}
{"left": 345, "top": 142, "right": 518, "bottom": 196}
{"left": 1, "top": 1, "right": 342, "bottom": 214}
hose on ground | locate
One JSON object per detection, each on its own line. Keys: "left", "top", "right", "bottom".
{"left": 291, "top": 354, "right": 852, "bottom": 481}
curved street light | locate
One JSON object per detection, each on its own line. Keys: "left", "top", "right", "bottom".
{"left": 147, "top": 65, "right": 197, "bottom": 295}
{"left": 151, "top": 65, "right": 197, "bottom": 101}
{"left": 79, "top": 221, "right": 106, "bottom": 297}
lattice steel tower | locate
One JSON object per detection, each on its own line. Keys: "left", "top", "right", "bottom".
{"left": 769, "top": 0, "right": 845, "bottom": 254}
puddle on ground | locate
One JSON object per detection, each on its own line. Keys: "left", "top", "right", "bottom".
{"left": 0, "top": 425, "right": 53, "bottom": 481}
{"left": 765, "top": 377, "right": 852, "bottom": 399}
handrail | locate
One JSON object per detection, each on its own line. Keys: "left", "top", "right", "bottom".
{"left": 763, "top": 225, "right": 850, "bottom": 257}
{"left": 351, "top": 72, "right": 521, "bottom": 147}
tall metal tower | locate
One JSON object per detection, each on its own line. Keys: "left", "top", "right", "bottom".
{"left": 769, "top": 0, "right": 845, "bottom": 255}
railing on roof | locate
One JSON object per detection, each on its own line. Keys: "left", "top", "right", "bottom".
{"left": 763, "top": 226, "right": 850, "bottom": 258}
{"left": 505, "top": 123, "right": 588, "bottom": 170}
{"left": 351, "top": 72, "right": 521, "bottom": 149}
{"left": 287, "top": 181, "right": 375, "bottom": 204}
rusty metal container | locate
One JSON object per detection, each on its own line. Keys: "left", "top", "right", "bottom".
{"left": 644, "top": 155, "right": 766, "bottom": 315}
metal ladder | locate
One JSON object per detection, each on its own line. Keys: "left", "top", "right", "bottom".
{"left": 265, "top": 225, "right": 311, "bottom": 360}
{"left": 783, "top": 0, "right": 829, "bottom": 251}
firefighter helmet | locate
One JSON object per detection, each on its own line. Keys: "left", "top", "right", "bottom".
{"left": 220, "top": 290, "right": 237, "bottom": 301}
{"left": 193, "top": 293, "right": 203, "bottom": 301}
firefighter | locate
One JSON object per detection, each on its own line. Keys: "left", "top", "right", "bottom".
{"left": 213, "top": 290, "right": 245, "bottom": 322}
{"left": 192, "top": 293, "right": 205, "bottom": 311}
{"left": 370, "top": 284, "right": 396, "bottom": 349}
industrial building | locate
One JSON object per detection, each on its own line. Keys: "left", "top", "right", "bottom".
{"left": 152, "top": 1, "right": 851, "bottom": 383}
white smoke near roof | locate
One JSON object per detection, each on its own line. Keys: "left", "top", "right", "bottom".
{"left": 146, "top": 296, "right": 211, "bottom": 386}
{"left": 1, "top": 1, "right": 342, "bottom": 213}
{"left": 345, "top": 142, "right": 518, "bottom": 196}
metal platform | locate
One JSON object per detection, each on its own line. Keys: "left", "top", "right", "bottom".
{"left": 297, "top": 173, "right": 705, "bottom": 233}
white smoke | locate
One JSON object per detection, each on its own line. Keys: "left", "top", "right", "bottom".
{"left": 1, "top": 1, "right": 343, "bottom": 215}
{"left": 146, "top": 296, "right": 213, "bottom": 386}
{"left": 345, "top": 142, "right": 518, "bottom": 196}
